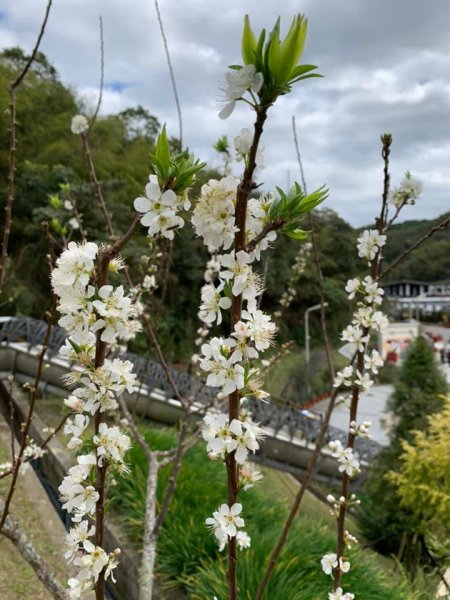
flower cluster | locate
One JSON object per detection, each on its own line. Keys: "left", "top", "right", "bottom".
{"left": 192, "top": 176, "right": 239, "bottom": 251}
{"left": 199, "top": 307, "right": 276, "bottom": 396}
{"left": 71, "top": 114, "right": 89, "bottom": 135}
{"left": 193, "top": 128, "right": 280, "bottom": 553}
{"left": 52, "top": 241, "right": 138, "bottom": 597}
{"left": 390, "top": 172, "right": 422, "bottom": 207}
{"left": 328, "top": 440, "right": 360, "bottom": 478}
{"left": 205, "top": 503, "right": 249, "bottom": 551}
{"left": 134, "top": 175, "right": 190, "bottom": 239}
{"left": 202, "top": 412, "right": 264, "bottom": 465}
{"left": 356, "top": 229, "right": 386, "bottom": 264}
{"left": 323, "top": 228, "right": 390, "bottom": 596}
{"left": 52, "top": 242, "right": 140, "bottom": 345}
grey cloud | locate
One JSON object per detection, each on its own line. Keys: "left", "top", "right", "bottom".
{"left": 1, "top": 0, "right": 449, "bottom": 224}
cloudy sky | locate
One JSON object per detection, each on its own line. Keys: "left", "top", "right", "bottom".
{"left": 1, "top": 0, "right": 450, "bottom": 225}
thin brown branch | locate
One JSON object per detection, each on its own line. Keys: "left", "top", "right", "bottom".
{"left": 0, "top": 0, "right": 53, "bottom": 294}
{"left": 153, "top": 0, "right": 183, "bottom": 146}
{"left": 0, "top": 299, "right": 56, "bottom": 531}
{"left": 292, "top": 115, "right": 335, "bottom": 381}
{"left": 7, "top": 376, "right": 15, "bottom": 464}
{"left": 118, "top": 395, "right": 152, "bottom": 462}
{"left": 153, "top": 402, "right": 193, "bottom": 536}
{"left": 0, "top": 500, "right": 68, "bottom": 600}
{"left": 88, "top": 16, "right": 105, "bottom": 134}
{"left": 380, "top": 214, "right": 450, "bottom": 281}
{"left": 254, "top": 386, "right": 339, "bottom": 599}
{"left": 377, "top": 133, "right": 392, "bottom": 233}
{"left": 11, "top": 1, "right": 53, "bottom": 90}
{"left": 81, "top": 132, "right": 115, "bottom": 238}
{"left": 245, "top": 219, "right": 283, "bottom": 254}
{"left": 141, "top": 313, "right": 186, "bottom": 407}
{"left": 333, "top": 135, "right": 389, "bottom": 591}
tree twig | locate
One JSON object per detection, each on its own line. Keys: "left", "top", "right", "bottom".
{"left": 0, "top": 0, "right": 53, "bottom": 294}
{"left": 88, "top": 16, "right": 105, "bottom": 135}
{"left": 380, "top": 214, "right": 450, "bottom": 281}
{"left": 0, "top": 299, "right": 56, "bottom": 531}
{"left": 153, "top": 0, "right": 183, "bottom": 146}
{"left": 81, "top": 132, "right": 115, "bottom": 238}
{"left": 292, "top": 115, "right": 335, "bottom": 381}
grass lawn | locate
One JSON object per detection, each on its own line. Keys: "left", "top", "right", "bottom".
{"left": 111, "top": 424, "right": 414, "bottom": 600}
{"left": 0, "top": 420, "right": 68, "bottom": 600}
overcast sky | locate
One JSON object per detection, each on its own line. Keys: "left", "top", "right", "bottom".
{"left": 1, "top": 0, "right": 450, "bottom": 225}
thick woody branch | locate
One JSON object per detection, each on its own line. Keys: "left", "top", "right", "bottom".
{"left": 0, "top": 501, "right": 68, "bottom": 600}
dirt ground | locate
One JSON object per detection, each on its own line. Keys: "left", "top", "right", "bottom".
{"left": 0, "top": 414, "right": 68, "bottom": 599}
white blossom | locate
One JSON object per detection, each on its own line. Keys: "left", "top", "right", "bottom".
{"left": 236, "top": 530, "right": 251, "bottom": 550}
{"left": 228, "top": 418, "right": 263, "bottom": 464}
{"left": 64, "top": 414, "right": 90, "bottom": 451}
{"left": 219, "top": 65, "right": 263, "bottom": 119}
{"left": 219, "top": 250, "right": 263, "bottom": 303}
{"left": 364, "top": 349, "right": 384, "bottom": 374}
{"left": 234, "top": 128, "right": 264, "bottom": 166}
{"left": 321, "top": 552, "right": 338, "bottom": 575}
{"left": 199, "top": 281, "right": 232, "bottom": 325}
{"left": 134, "top": 175, "right": 184, "bottom": 239}
{"left": 333, "top": 366, "right": 354, "bottom": 388}
{"left": 357, "top": 229, "right": 386, "bottom": 262}
{"left": 354, "top": 369, "right": 373, "bottom": 392}
{"left": 239, "top": 462, "right": 263, "bottom": 490}
{"left": 51, "top": 242, "right": 98, "bottom": 293}
{"left": 341, "top": 325, "right": 369, "bottom": 352}
{"left": 345, "top": 277, "right": 360, "bottom": 299}
{"left": 362, "top": 276, "right": 384, "bottom": 306}
{"left": 65, "top": 520, "right": 96, "bottom": 563}
{"left": 206, "top": 503, "right": 245, "bottom": 543}
{"left": 390, "top": 172, "right": 422, "bottom": 207}
{"left": 93, "top": 423, "right": 131, "bottom": 468}
{"left": 329, "top": 588, "right": 355, "bottom": 600}
{"left": 191, "top": 176, "right": 239, "bottom": 251}
{"left": 71, "top": 114, "right": 89, "bottom": 135}
{"left": 329, "top": 441, "right": 361, "bottom": 478}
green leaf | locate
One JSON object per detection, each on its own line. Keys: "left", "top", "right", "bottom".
{"left": 223, "top": 280, "right": 233, "bottom": 300}
{"left": 49, "top": 194, "right": 61, "bottom": 209}
{"left": 68, "top": 338, "right": 82, "bottom": 354}
{"left": 284, "top": 228, "right": 309, "bottom": 240}
{"left": 279, "top": 16, "right": 306, "bottom": 81}
{"left": 154, "top": 125, "right": 171, "bottom": 177}
{"left": 242, "top": 15, "right": 257, "bottom": 65}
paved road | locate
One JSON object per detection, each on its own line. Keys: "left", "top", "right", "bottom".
{"left": 311, "top": 384, "right": 394, "bottom": 446}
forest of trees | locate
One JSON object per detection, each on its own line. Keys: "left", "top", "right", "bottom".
{"left": 1, "top": 47, "right": 449, "bottom": 363}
